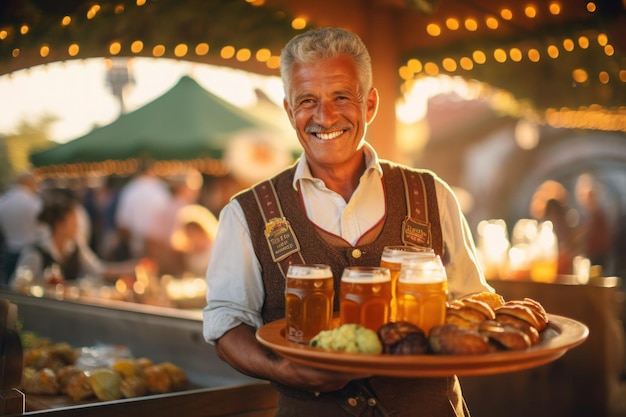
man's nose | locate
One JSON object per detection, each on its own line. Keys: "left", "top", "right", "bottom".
{"left": 313, "top": 101, "right": 338, "bottom": 126}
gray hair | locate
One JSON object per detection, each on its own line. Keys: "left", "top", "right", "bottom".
{"left": 280, "top": 27, "right": 373, "bottom": 103}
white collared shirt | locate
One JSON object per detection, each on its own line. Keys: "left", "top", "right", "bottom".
{"left": 203, "top": 143, "right": 490, "bottom": 344}
{"left": 292, "top": 143, "right": 384, "bottom": 245}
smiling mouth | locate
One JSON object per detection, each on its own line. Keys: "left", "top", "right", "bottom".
{"left": 314, "top": 130, "right": 345, "bottom": 140}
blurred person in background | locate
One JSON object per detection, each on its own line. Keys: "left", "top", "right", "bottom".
{"left": 10, "top": 189, "right": 136, "bottom": 286}
{"left": 575, "top": 173, "right": 613, "bottom": 273}
{"left": 114, "top": 160, "right": 171, "bottom": 261}
{"left": 170, "top": 204, "right": 218, "bottom": 277}
{"left": 541, "top": 198, "right": 578, "bottom": 275}
{"left": 148, "top": 169, "right": 204, "bottom": 274}
{"left": 82, "top": 175, "right": 125, "bottom": 259}
{"left": 0, "top": 171, "right": 45, "bottom": 284}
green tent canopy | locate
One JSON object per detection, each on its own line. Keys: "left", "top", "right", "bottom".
{"left": 30, "top": 75, "right": 284, "bottom": 167}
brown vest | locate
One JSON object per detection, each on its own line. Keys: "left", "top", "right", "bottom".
{"left": 234, "top": 162, "right": 466, "bottom": 417}
{"left": 235, "top": 161, "right": 443, "bottom": 324}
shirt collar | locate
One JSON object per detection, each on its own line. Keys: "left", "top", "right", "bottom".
{"left": 292, "top": 142, "right": 383, "bottom": 190}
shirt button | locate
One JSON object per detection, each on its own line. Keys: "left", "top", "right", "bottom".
{"left": 348, "top": 397, "right": 358, "bottom": 407}
{"left": 368, "top": 398, "right": 377, "bottom": 407}
{"left": 351, "top": 248, "right": 362, "bottom": 259}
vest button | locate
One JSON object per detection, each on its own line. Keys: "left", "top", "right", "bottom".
{"left": 348, "top": 397, "right": 358, "bottom": 407}
{"left": 368, "top": 398, "right": 377, "bottom": 407}
{"left": 351, "top": 248, "right": 362, "bottom": 259}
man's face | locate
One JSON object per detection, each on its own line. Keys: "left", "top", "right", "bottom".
{"left": 283, "top": 55, "right": 378, "bottom": 172}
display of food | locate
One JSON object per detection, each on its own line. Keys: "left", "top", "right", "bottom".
{"left": 308, "top": 291, "right": 550, "bottom": 356}
{"left": 20, "top": 333, "right": 188, "bottom": 402}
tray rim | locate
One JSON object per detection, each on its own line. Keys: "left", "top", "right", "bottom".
{"left": 255, "top": 314, "right": 589, "bottom": 377}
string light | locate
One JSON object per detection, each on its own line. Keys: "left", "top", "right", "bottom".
{"left": 174, "top": 44, "right": 188, "bottom": 57}
{"left": 549, "top": 2, "right": 561, "bottom": 15}
{"left": 195, "top": 43, "right": 209, "bottom": 56}
{"left": 291, "top": 17, "right": 306, "bottom": 30}
{"left": 426, "top": 23, "right": 441, "bottom": 36}
{"left": 524, "top": 6, "right": 537, "bottom": 18}
{"left": 464, "top": 18, "right": 478, "bottom": 31}
{"left": 109, "top": 42, "right": 122, "bottom": 55}
{"left": 220, "top": 45, "right": 235, "bottom": 59}
{"left": 255, "top": 48, "right": 271, "bottom": 62}
{"left": 485, "top": 17, "right": 499, "bottom": 30}
{"left": 131, "top": 41, "right": 144, "bottom": 53}
{"left": 446, "top": 18, "right": 460, "bottom": 30}
{"left": 152, "top": 44, "right": 165, "bottom": 57}
{"left": 235, "top": 48, "right": 251, "bottom": 62}
{"left": 500, "top": 9, "right": 513, "bottom": 20}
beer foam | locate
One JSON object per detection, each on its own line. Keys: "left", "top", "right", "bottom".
{"left": 287, "top": 265, "right": 332, "bottom": 279}
{"left": 381, "top": 247, "right": 435, "bottom": 263}
{"left": 341, "top": 268, "right": 390, "bottom": 283}
{"left": 399, "top": 260, "right": 447, "bottom": 283}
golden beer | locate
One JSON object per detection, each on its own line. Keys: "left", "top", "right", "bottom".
{"left": 380, "top": 246, "right": 435, "bottom": 322}
{"left": 340, "top": 266, "right": 391, "bottom": 332}
{"left": 285, "top": 264, "right": 334, "bottom": 343}
{"left": 396, "top": 255, "right": 448, "bottom": 335}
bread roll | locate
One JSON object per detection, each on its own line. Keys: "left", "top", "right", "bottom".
{"left": 465, "top": 291, "right": 505, "bottom": 310}
{"left": 504, "top": 298, "right": 549, "bottom": 331}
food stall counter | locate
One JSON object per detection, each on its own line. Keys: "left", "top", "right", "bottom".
{"left": 0, "top": 289, "right": 278, "bottom": 416}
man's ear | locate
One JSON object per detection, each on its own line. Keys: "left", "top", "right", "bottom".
{"left": 366, "top": 88, "right": 379, "bottom": 125}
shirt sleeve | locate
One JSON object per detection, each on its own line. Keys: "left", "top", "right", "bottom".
{"left": 202, "top": 199, "right": 265, "bottom": 345}
{"left": 434, "top": 175, "right": 494, "bottom": 298}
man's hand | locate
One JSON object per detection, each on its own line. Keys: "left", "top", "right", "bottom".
{"left": 215, "top": 323, "right": 370, "bottom": 393}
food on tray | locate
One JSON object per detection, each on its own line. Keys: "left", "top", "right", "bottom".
{"left": 445, "top": 297, "right": 495, "bottom": 331}
{"left": 431, "top": 293, "right": 548, "bottom": 354}
{"left": 501, "top": 298, "right": 549, "bottom": 331}
{"left": 21, "top": 368, "right": 60, "bottom": 395}
{"left": 64, "top": 369, "right": 94, "bottom": 401}
{"left": 464, "top": 291, "right": 505, "bottom": 310}
{"left": 377, "top": 322, "right": 429, "bottom": 354}
{"left": 307, "top": 291, "right": 550, "bottom": 357}
{"left": 120, "top": 375, "right": 149, "bottom": 398}
{"left": 87, "top": 368, "right": 123, "bottom": 401}
{"left": 309, "top": 324, "right": 383, "bottom": 354}
{"left": 478, "top": 320, "right": 532, "bottom": 351}
{"left": 429, "top": 324, "right": 491, "bottom": 355}
{"left": 144, "top": 362, "right": 188, "bottom": 394}
{"left": 23, "top": 341, "right": 80, "bottom": 372}
{"left": 19, "top": 332, "right": 188, "bottom": 402}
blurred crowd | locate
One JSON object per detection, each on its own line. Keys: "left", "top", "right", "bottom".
{"left": 536, "top": 174, "right": 623, "bottom": 279}
{"left": 0, "top": 163, "right": 235, "bottom": 287}
{"left": 1, "top": 165, "right": 624, "bottom": 288}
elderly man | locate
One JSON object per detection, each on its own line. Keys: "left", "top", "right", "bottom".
{"left": 203, "top": 27, "right": 491, "bottom": 416}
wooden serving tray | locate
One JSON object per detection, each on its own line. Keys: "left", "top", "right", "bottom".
{"left": 256, "top": 314, "right": 588, "bottom": 377}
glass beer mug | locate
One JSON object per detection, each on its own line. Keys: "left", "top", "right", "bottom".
{"left": 340, "top": 266, "right": 392, "bottom": 332}
{"left": 285, "top": 264, "right": 334, "bottom": 343}
{"left": 380, "top": 245, "right": 435, "bottom": 322}
{"left": 396, "top": 254, "right": 448, "bottom": 335}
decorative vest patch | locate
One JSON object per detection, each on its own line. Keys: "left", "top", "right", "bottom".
{"left": 263, "top": 217, "right": 301, "bottom": 262}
